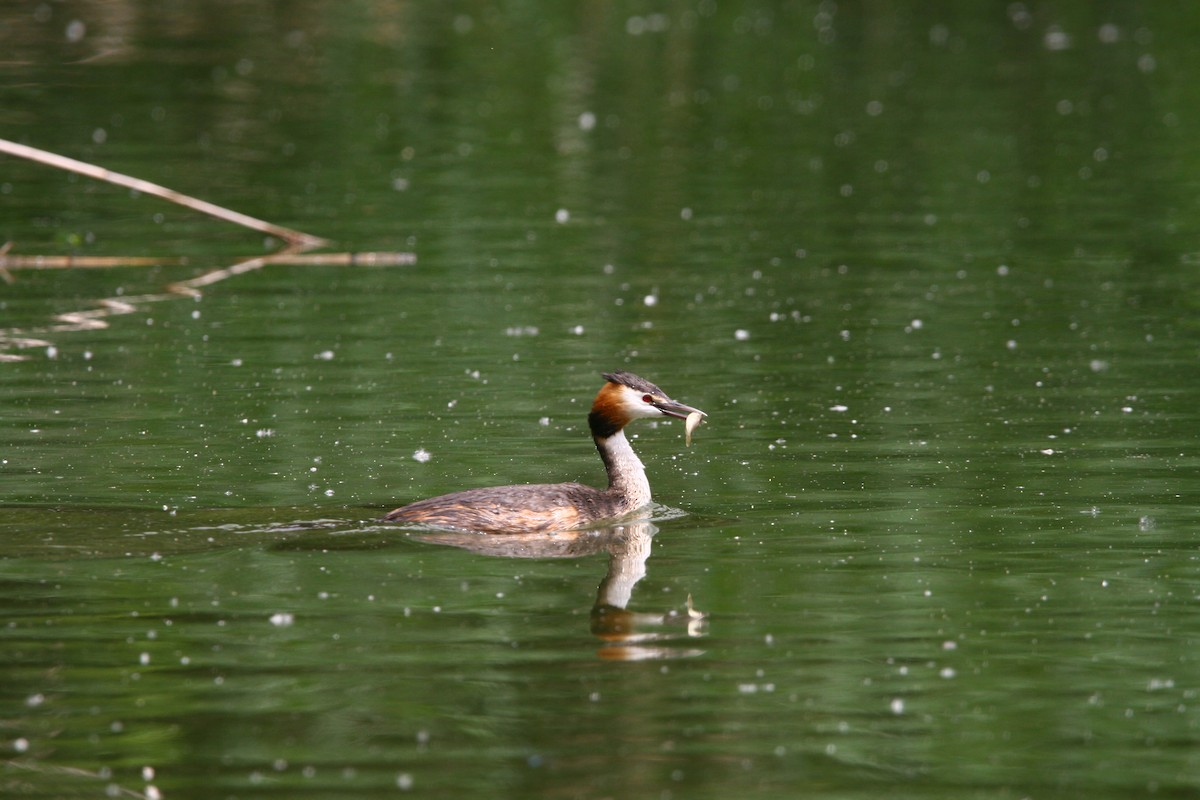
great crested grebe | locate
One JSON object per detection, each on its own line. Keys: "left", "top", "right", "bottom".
{"left": 382, "top": 371, "right": 705, "bottom": 534}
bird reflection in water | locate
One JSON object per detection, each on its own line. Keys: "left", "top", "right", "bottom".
{"left": 414, "top": 518, "right": 707, "bottom": 660}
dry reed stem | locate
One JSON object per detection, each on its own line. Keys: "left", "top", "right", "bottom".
{"left": 0, "top": 252, "right": 417, "bottom": 270}
{"left": 0, "top": 138, "right": 330, "bottom": 249}
{"left": 0, "top": 139, "right": 417, "bottom": 360}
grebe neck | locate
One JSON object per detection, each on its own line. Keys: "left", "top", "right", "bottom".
{"left": 595, "top": 429, "right": 651, "bottom": 512}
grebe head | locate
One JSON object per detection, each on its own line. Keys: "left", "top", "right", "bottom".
{"left": 588, "top": 371, "right": 705, "bottom": 439}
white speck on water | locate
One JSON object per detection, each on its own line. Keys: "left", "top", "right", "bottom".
{"left": 1006, "top": 339, "right": 1018, "bottom": 350}
{"left": 908, "top": 319, "right": 923, "bottom": 331}
{"left": 1040, "top": 448, "right": 1055, "bottom": 455}
{"left": 1139, "top": 515, "right": 1155, "bottom": 531}
{"left": 13, "top": 738, "right": 29, "bottom": 753}
{"left": 890, "top": 698, "right": 905, "bottom": 714}
{"left": 555, "top": 208, "right": 570, "bottom": 224}
{"left": 940, "top": 667, "right": 957, "bottom": 679}
{"left": 142, "top": 766, "right": 155, "bottom": 781}
{"left": 396, "top": 773, "right": 414, "bottom": 791}
{"left": 256, "top": 428, "right": 275, "bottom": 438}
{"left": 412, "top": 448, "right": 432, "bottom": 463}
{"left": 997, "top": 264, "right": 1010, "bottom": 276}
{"left": 323, "top": 489, "right": 334, "bottom": 497}
{"left": 1121, "top": 406, "right": 1133, "bottom": 413}
{"left": 26, "top": 693, "right": 44, "bottom": 708}
{"left": 643, "top": 294, "right": 658, "bottom": 307}
{"left": 145, "top": 786, "right": 162, "bottom": 800}
{"left": 1043, "top": 26, "right": 1072, "bottom": 50}
{"left": 734, "top": 329, "right": 750, "bottom": 341}
{"left": 569, "top": 325, "right": 585, "bottom": 335}
{"left": 139, "top": 652, "right": 150, "bottom": 666}
{"left": 315, "top": 350, "right": 335, "bottom": 361}
{"left": 578, "top": 111, "right": 596, "bottom": 131}
{"left": 942, "top": 640, "right": 958, "bottom": 650}
{"left": 830, "top": 404, "right": 848, "bottom": 412}
{"left": 628, "top": 13, "right": 668, "bottom": 34}
{"left": 681, "top": 207, "right": 693, "bottom": 220}
{"left": 230, "top": 358, "right": 243, "bottom": 367}
{"left": 269, "top": 612, "right": 295, "bottom": 627}
{"left": 1090, "top": 359, "right": 1109, "bottom": 372}
{"left": 1098, "top": 23, "right": 1121, "bottom": 44}
{"left": 538, "top": 417, "right": 550, "bottom": 426}
{"left": 46, "top": 345, "right": 58, "bottom": 359}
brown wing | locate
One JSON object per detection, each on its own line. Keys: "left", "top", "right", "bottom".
{"left": 383, "top": 482, "right": 607, "bottom": 535}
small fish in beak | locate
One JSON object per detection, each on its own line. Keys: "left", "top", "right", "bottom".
{"left": 685, "top": 410, "right": 704, "bottom": 447}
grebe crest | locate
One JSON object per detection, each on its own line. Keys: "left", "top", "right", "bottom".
{"left": 383, "top": 371, "right": 705, "bottom": 535}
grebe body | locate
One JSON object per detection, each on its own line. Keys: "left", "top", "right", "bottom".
{"left": 383, "top": 372, "right": 704, "bottom": 534}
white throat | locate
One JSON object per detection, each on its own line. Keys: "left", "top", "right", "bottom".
{"left": 596, "top": 429, "right": 652, "bottom": 512}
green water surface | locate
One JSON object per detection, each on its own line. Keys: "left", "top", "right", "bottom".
{"left": 3, "top": 3, "right": 1200, "bottom": 798}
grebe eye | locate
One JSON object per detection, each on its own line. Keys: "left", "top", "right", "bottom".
{"left": 642, "top": 394, "right": 653, "bottom": 403}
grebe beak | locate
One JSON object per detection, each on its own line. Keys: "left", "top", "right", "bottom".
{"left": 652, "top": 398, "right": 706, "bottom": 421}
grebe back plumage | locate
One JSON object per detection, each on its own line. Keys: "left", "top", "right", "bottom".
{"left": 382, "top": 371, "right": 705, "bottom": 534}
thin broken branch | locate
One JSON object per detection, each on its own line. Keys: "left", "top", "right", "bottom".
{"left": 0, "top": 251, "right": 417, "bottom": 270}
{"left": 0, "top": 137, "right": 330, "bottom": 250}
{"left": 0, "top": 139, "right": 417, "bottom": 361}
